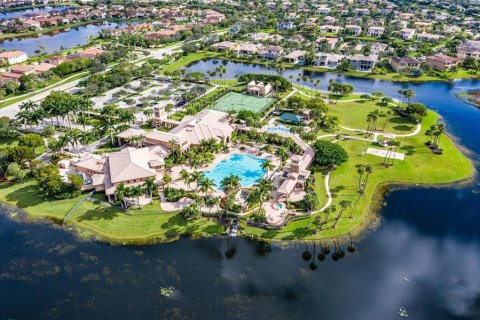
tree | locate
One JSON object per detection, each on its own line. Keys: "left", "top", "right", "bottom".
{"left": 403, "top": 102, "right": 427, "bottom": 123}
{"left": 19, "top": 133, "right": 44, "bottom": 149}
{"left": 332, "top": 200, "right": 351, "bottom": 229}
{"left": 115, "top": 182, "right": 129, "bottom": 209}
{"left": 261, "top": 159, "right": 275, "bottom": 179}
{"left": 220, "top": 174, "right": 241, "bottom": 194}
{"left": 68, "top": 174, "right": 84, "bottom": 191}
{"left": 180, "top": 204, "right": 202, "bottom": 220}
{"left": 312, "top": 140, "right": 348, "bottom": 167}
{"left": 357, "top": 164, "right": 366, "bottom": 191}
{"left": 204, "top": 196, "right": 220, "bottom": 214}
{"left": 143, "top": 177, "right": 157, "bottom": 201}
{"left": 198, "top": 177, "right": 216, "bottom": 196}
{"left": 303, "top": 191, "right": 319, "bottom": 230}
{"left": 129, "top": 185, "right": 144, "bottom": 209}
{"left": 5, "top": 162, "right": 27, "bottom": 182}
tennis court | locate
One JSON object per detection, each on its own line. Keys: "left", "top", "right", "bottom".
{"left": 208, "top": 92, "right": 276, "bottom": 114}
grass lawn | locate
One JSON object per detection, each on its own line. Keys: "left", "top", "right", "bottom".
{"left": 330, "top": 100, "right": 415, "bottom": 135}
{"left": 163, "top": 51, "right": 221, "bottom": 73}
{"left": 208, "top": 92, "right": 276, "bottom": 113}
{"left": 67, "top": 200, "right": 224, "bottom": 243}
{"left": 243, "top": 110, "right": 474, "bottom": 240}
{"left": 0, "top": 135, "right": 47, "bottom": 154}
{"left": 0, "top": 181, "right": 84, "bottom": 221}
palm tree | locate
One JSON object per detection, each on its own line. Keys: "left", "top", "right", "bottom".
{"left": 220, "top": 174, "right": 241, "bottom": 194}
{"left": 115, "top": 182, "right": 129, "bottom": 209}
{"left": 332, "top": 200, "right": 351, "bottom": 229}
{"left": 304, "top": 191, "right": 319, "bottom": 230}
{"left": 204, "top": 196, "right": 220, "bottom": 214}
{"left": 357, "top": 164, "right": 366, "bottom": 191}
{"left": 129, "top": 185, "right": 144, "bottom": 209}
{"left": 191, "top": 171, "right": 205, "bottom": 192}
{"left": 198, "top": 177, "right": 216, "bottom": 196}
{"left": 180, "top": 169, "right": 190, "bottom": 190}
{"left": 67, "top": 128, "right": 83, "bottom": 156}
{"left": 143, "top": 177, "right": 157, "bottom": 201}
{"left": 261, "top": 159, "right": 275, "bottom": 179}
{"left": 363, "top": 164, "right": 373, "bottom": 189}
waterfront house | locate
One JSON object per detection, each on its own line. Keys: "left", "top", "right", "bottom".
{"left": 284, "top": 50, "right": 306, "bottom": 64}
{"left": 315, "top": 53, "right": 344, "bottom": 69}
{"left": 348, "top": 54, "right": 378, "bottom": 72}
{"left": 425, "top": 54, "right": 462, "bottom": 70}
{"left": 0, "top": 50, "right": 28, "bottom": 65}
{"left": 390, "top": 56, "right": 421, "bottom": 73}
{"left": 258, "top": 46, "right": 284, "bottom": 60}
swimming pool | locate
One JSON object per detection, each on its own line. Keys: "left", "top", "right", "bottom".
{"left": 204, "top": 154, "right": 267, "bottom": 189}
{"left": 266, "top": 125, "right": 290, "bottom": 133}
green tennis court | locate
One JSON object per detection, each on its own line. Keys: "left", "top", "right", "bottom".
{"left": 208, "top": 92, "right": 276, "bottom": 114}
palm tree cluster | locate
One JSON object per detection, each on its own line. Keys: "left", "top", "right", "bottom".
{"left": 246, "top": 178, "right": 275, "bottom": 209}
{"left": 397, "top": 89, "right": 416, "bottom": 106}
{"left": 114, "top": 177, "right": 157, "bottom": 209}
{"left": 425, "top": 123, "right": 446, "bottom": 149}
{"left": 207, "top": 64, "right": 227, "bottom": 84}
{"left": 356, "top": 164, "right": 373, "bottom": 193}
{"left": 235, "top": 130, "right": 303, "bottom": 155}
{"left": 383, "top": 140, "right": 402, "bottom": 166}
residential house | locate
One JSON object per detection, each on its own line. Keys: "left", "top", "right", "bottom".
{"left": 0, "top": 50, "right": 28, "bottom": 65}
{"left": 277, "top": 20, "right": 295, "bottom": 31}
{"left": 9, "top": 64, "right": 35, "bottom": 75}
{"left": 258, "top": 45, "right": 283, "bottom": 60}
{"left": 416, "top": 33, "right": 442, "bottom": 42}
{"left": 348, "top": 54, "right": 378, "bottom": 72}
{"left": 367, "top": 26, "right": 385, "bottom": 37}
{"left": 370, "top": 42, "right": 388, "bottom": 55}
{"left": 458, "top": 40, "right": 480, "bottom": 59}
{"left": 319, "top": 25, "right": 341, "bottom": 34}
{"left": 315, "top": 53, "right": 344, "bottom": 69}
{"left": 315, "top": 37, "right": 338, "bottom": 51}
{"left": 22, "top": 19, "right": 41, "bottom": 29}
{"left": 400, "top": 28, "right": 416, "bottom": 39}
{"left": 284, "top": 50, "right": 306, "bottom": 64}
{"left": 344, "top": 24, "right": 362, "bottom": 36}
{"left": 425, "top": 54, "right": 462, "bottom": 70}
{"left": 211, "top": 41, "right": 237, "bottom": 51}
{"left": 390, "top": 56, "right": 421, "bottom": 73}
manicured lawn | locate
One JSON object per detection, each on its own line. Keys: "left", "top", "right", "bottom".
{"left": 0, "top": 181, "right": 84, "bottom": 221}
{"left": 329, "top": 100, "right": 415, "bottom": 135}
{"left": 0, "top": 135, "right": 47, "bottom": 155}
{"left": 243, "top": 110, "right": 474, "bottom": 240}
{"left": 163, "top": 51, "right": 221, "bottom": 73}
{"left": 67, "top": 200, "right": 224, "bottom": 243}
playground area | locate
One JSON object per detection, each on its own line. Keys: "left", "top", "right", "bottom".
{"left": 208, "top": 92, "right": 276, "bottom": 114}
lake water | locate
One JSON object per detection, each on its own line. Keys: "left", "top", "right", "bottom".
{"left": 0, "top": 6, "right": 71, "bottom": 20}
{"left": 0, "top": 21, "right": 137, "bottom": 56}
{"left": 1, "top": 63, "right": 480, "bottom": 319}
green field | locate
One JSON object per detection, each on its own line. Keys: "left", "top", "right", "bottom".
{"left": 208, "top": 92, "right": 276, "bottom": 113}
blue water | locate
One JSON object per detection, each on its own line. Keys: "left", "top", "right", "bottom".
{"left": 204, "top": 153, "right": 266, "bottom": 189}
{"left": 0, "top": 21, "right": 138, "bottom": 56}
{"left": 0, "top": 6, "right": 71, "bottom": 20}
{"left": 266, "top": 125, "right": 290, "bottom": 133}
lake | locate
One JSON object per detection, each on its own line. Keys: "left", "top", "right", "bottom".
{"left": 0, "top": 6, "right": 71, "bottom": 20}
{"left": 1, "top": 63, "right": 480, "bottom": 319}
{"left": 0, "top": 21, "right": 137, "bottom": 56}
